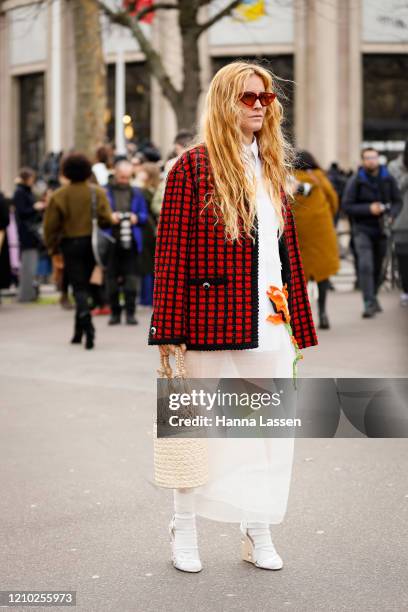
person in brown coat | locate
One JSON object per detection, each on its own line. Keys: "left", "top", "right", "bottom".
{"left": 292, "top": 150, "right": 340, "bottom": 329}
{"left": 44, "top": 154, "right": 113, "bottom": 349}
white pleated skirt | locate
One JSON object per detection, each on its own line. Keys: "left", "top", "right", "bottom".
{"left": 183, "top": 333, "right": 297, "bottom": 524}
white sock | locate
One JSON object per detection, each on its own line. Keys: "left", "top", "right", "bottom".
{"left": 246, "top": 521, "right": 273, "bottom": 549}
{"left": 172, "top": 488, "right": 198, "bottom": 550}
{"left": 173, "top": 487, "right": 195, "bottom": 515}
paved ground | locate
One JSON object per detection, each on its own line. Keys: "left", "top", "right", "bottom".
{"left": 0, "top": 286, "right": 407, "bottom": 612}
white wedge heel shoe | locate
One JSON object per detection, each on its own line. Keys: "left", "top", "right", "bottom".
{"left": 169, "top": 513, "right": 202, "bottom": 573}
{"left": 240, "top": 521, "right": 283, "bottom": 570}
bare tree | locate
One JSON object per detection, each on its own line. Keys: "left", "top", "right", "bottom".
{"left": 97, "top": 0, "right": 241, "bottom": 131}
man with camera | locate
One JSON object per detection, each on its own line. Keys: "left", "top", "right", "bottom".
{"left": 105, "top": 160, "right": 148, "bottom": 325}
{"left": 342, "top": 148, "right": 402, "bottom": 318}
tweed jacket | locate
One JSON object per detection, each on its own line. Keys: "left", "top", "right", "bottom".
{"left": 147, "top": 145, "right": 317, "bottom": 351}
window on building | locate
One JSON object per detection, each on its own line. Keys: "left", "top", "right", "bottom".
{"left": 18, "top": 73, "right": 45, "bottom": 171}
{"left": 106, "top": 61, "right": 151, "bottom": 148}
{"left": 211, "top": 56, "right": 295, "bottom": 141}
{"left": 363, "top": 54, "right": 408, "bottom": 156}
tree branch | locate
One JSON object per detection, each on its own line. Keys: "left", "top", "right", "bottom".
{"left": 96, "top": 0, "right": 128, "bottom": 25}
{"left": 198, "top": 0, "right": 241, "bottom": 33}
{"left": 97, "top": 0, "right": 181, "bottom": 108}
{"left": 127, "top": 2, "right": 177, "bottom": 22}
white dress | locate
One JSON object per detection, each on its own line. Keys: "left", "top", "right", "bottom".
{"left": 183, "top": 138, "right": 299, "bottom": 524}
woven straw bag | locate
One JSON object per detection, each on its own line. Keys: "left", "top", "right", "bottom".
{"left": 153, "top": 347, "right": 209, "bottom": 489}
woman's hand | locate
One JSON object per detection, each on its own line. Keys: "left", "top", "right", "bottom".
{"left": 159, "top": 343, "right": 187, "bottom": 356}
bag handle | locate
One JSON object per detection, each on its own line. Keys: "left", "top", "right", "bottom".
{"left": 90, "top": 185, "right": 97, "bottom": 220}
{"left": 157, "top": 347, "right": 187, "bottom": 380}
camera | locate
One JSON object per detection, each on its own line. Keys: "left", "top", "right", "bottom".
{"left": 380, "top": 202, "right": 392, "bottom": 213}
{"left": 117, "top": 212, "right": 132, "bottom": 249}
{"left": 379, "top": 203, "right": 393, "bottom": 235}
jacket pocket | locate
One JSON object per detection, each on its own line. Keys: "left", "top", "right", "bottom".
{"left": 186, "top": 275, "right": 229, "bottom": 339}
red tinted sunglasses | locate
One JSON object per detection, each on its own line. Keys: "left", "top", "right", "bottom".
{"left": 240, "top": 91, "right": 277, "bottom": 107}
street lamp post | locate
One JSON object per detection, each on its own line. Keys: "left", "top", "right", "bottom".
{"left": 50, "top": 0, "right": 62, "bottom": 153}
{"left": 115, "top": 47, "right": 126, "bottom": 156}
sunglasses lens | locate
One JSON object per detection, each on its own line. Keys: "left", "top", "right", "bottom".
{"left": 240, "top": 92, "right": 277, "bottom": 107}
{"left": 240, "top": 93, "right": 257, "bottom": 107}
{"left": 259, "top": 93, "right": 277, "bottom": 106}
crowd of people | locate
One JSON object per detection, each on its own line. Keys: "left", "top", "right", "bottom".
{"left": 0, "top": 131, "right": 194, "bottom": 348}
{"left": 291, "top": 145, "right": 405, "bottom": 325}
{"left": 0, "top": 134, "right": 407, "bottom": 350}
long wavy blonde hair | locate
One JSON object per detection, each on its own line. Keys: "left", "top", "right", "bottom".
{"left": 199, "top": 61, "right": 293, "bottom": 242}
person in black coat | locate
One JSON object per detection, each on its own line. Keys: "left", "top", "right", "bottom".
{"left": 13, "top": 168, "right": 45, "bottom": 302}
{"left": 0, "top": 192, "right": 12, "bottom": 297}
{"left": 342, "top": 148, "right": 402, "bottom": 318}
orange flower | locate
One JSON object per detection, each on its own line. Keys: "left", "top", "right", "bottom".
{"left": 266, "top": 313, "right": 284, "bottom": 325}
{"left": 266, "top": 284, "right": 290, "bottom": 324}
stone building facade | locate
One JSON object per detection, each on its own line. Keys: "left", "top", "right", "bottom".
{"left": 0, "top": 0, "right": 407, "bottom": 193}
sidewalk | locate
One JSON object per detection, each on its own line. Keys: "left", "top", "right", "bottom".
{"left": 1, "top": 283, "right": 406, "bottom": 385}
{"left": 301, "top": 285, "right": 407, "bottom": 377}
{"left": 0, "top": 288, "right": 407, "bottom": 612}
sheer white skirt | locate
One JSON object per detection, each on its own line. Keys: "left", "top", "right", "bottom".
{"left": 182, "top": 335, "right": 297, "bottom": 524}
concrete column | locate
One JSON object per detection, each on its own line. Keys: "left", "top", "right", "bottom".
{"left": 197, "top": 4, "right": 211, "bottom": 132}
{"left": 0, "top": 12, "right": 18, "bottom": 194}
{"left": 151, "top": 8, "right": 181, "bottom": 158}
{"left": 60, "top": 0, "right": 76, "bottom": 151}
{"left": 0, "top": 12, "right": 9, "bottom": 189}
{"left": 48, "top": 0, "right": 62, "bottom": 153}
{"left": 295, "top": 0, "right": 339, "bottom": 167}
{"left": 294, "top": 0, "right": 308, "bottom": 150}
{"left": 345, "top": 0, "right": 362, "bottom": 169}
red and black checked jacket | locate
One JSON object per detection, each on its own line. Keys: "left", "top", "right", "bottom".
{"left": 148, "top": 145, "right": 318, "bottom": 351}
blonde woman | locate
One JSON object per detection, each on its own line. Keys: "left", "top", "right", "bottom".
{"left": 148, "top": 62, "right": 317, "bottom": 572}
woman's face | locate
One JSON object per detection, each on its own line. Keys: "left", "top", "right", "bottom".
{"left": 238, "top": 74, "right": 267, "bottom": 138}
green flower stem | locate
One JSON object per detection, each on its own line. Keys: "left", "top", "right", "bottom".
{"left": 284, "top": 322, "right": 303, "bottom": 390}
